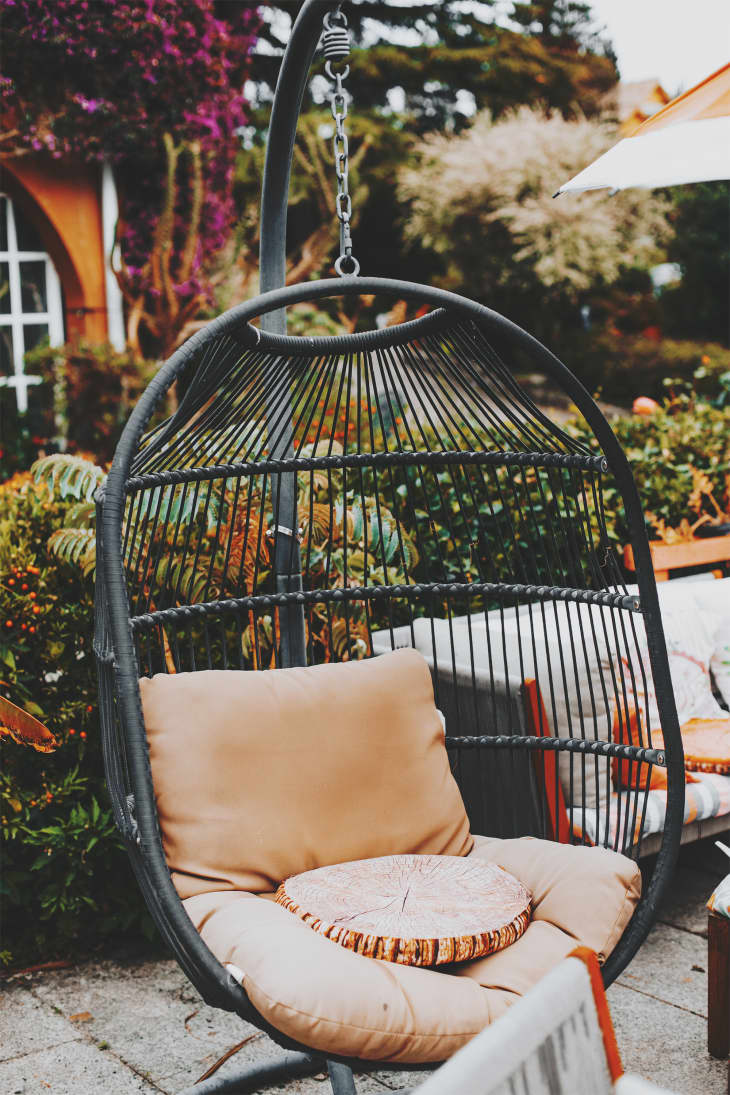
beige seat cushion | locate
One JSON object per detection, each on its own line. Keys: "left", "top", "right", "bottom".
{"left": 139, "top": 649, "right": 472, "bottom": 899}
{"left": 184, "top": 836, "right": 641, "bottom": 1064}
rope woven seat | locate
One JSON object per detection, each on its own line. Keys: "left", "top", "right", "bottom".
{"left": 95, "top": 3, "right": 684, "bottom": 1092}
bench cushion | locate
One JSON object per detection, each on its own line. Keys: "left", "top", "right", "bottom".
{"left": 139, "top": 649, "right": 472, "bottom": 899}
{"left": 184, "top": 836, "right": 640, "bottom": 1064}
{"left": 682, "top": 577, "right": 730, "bottom": 707}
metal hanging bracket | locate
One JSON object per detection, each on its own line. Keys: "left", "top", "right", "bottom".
{"left": 323, "top": 7, "right": 360, "bottom": 277}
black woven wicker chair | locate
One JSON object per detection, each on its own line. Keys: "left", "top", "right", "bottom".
{"left": 95, "top": 3, "right": 684, "bottom": 1092}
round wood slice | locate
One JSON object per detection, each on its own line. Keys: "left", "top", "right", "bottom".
{"left": 275, "top": 854, "right": 532, "bottom": 967}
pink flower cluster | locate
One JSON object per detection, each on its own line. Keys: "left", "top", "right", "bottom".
{"left": 1, "top": 0, "right": 258, "bottom": 304}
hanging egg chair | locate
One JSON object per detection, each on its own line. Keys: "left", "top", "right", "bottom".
{"left": 95, "top": 3, "right": 684, "bottom": 1092}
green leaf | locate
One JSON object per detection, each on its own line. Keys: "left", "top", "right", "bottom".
{"left": 32, "top": 454, "right": 105, "bottom": 501}
{"left": 47, "top": 528, "right": 96, "bottom": 574}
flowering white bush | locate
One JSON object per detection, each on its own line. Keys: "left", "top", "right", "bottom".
{"left": 399, "top": 107, "right": 671, "bottom": 293}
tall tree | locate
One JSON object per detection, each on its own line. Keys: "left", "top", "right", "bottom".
{"left": 659, "top": 183, "right": 730, "bottom": 347}
{"left": 237, "top": 1, "right": 618, "bottom": 286}
{"left": 252, "top": 1, "right": 617, "bottom": 130}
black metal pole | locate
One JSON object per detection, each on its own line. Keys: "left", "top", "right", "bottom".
{"left": 259, "top": 0, "right": 336, "bottom": 667}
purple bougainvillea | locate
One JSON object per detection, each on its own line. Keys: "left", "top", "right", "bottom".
{"left": 1, "top": 0, "right": 258, "bottom": 353}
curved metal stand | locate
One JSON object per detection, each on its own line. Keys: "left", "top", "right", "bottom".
{"left": 258, "top": 13, "right": 357, "bottom": 1092}
{"left": 260, "top": 0, "right": 335, "bottom": 312}
{"left": 328, "top": 1059, "right": 359, "bottom": 1095}
{"left": 176, "top": 1051, "right": 321, "bottom": 1095}
{"left": 259, "top": 0, "right": 339, "bottom": 668}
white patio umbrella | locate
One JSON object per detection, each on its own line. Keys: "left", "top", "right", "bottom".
{"left": 556, "top": 62, "right": 730, "bottom": 194}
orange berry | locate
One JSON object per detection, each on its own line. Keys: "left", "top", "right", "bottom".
{"left": 632, "top": 396, "right": 660, "bottom": 416}
{"left": 80, "top": 731, "right": 87, "bottom": 740}
{"left": 68, "top": 728, "right": 75, "bottom": 735}
{"left": 86, "top": 704, "right": 93, "bottom": 712}
{"left": 21, "top": 583, "right": 28, "bottom": 591}
{"left": 5, "top": 620, "right": 12, "bottom": 628}
{"left": 21, "top": 623, "right": 27, "bottom": 630}
{"left": 7, "top": 578, "right": 14, "bottom": 586}
{"left": 32, "top": 605, "right": 41, "bottom": 615}
{"left": 29, "top": 626, "right": 36, "bottom": 634}
{"left": 29, "top": 592, "right": 36, "bottom": 600}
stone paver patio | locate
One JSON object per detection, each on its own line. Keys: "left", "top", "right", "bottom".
{"left": 1, "top": 835, "right": 728, "bottom": 1095}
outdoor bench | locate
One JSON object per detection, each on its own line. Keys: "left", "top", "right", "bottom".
{"left": 372, "top": 576, "right": 730, "bottom": 858}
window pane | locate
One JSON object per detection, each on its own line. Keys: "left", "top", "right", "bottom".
{"left": 14, "top": 207, "right": 44, "bottom": 252}
{"left": 0, "top": 197, "right": 7, "bottom": 252}
{"left": 20, "top": 261, "right": 47, "bottom": 313}
{"left": 0, "top": 327, "right": 13, "bottom": 375}
{"left": 0, "top": 263, "right": 9, "bottom": 313}
{"left": 23, "top": 323, "right": 49, "bottom": 354}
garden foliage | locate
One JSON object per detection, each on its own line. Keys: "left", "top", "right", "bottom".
{"left": 1, "top": 0, "right": 258, "bottom": 357}
{"left": 0, "top": 472, "right": 152, "bottom": 967}
{"left": 0, "top": 341, "right": 156, "bottom": 480}
{"left": 660, "top": 182, "right": 730, "bottom": 346}
{"left": 588, "top": 401, "right": 730, "bottom": 546}
{"left": 557, "top": 333, "right": 730, "bottom": 406}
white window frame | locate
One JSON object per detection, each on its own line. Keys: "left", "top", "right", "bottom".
{"left": 0, "top": 193, "right": 64, "bottom": 413}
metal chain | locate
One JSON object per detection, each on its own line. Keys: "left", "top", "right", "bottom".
{"left": 323, "top": 8, "right": 360, "bottom": 277}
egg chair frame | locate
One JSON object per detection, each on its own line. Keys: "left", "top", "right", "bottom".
{"left": 95, "top": 2, "right": 684, "bottom": 1093}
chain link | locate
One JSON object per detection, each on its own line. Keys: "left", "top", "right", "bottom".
{"left": 323, "top": 9, "right": 359, "bottom": 277}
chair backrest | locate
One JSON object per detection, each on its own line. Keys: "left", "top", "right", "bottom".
{"left": 372, "top": 623, "right": 548, "bottom": 840}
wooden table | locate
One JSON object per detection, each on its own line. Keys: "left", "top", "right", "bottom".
{"left": 708, "top": 908, "right": 730, "bottom": 1059}
{"left": 624, "top": 534, "right": 730, "bottom": 582}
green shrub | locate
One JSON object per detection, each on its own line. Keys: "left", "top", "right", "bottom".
{"left": 557, "top": 331, "right": 730, "bottom": 406}
{"left": 0, "top": 342, "right": 155, "bottom": 481}
{"left": 566, "top": 401, "right": 730, "bottom": 545}
{"left": 0, "top": 471, "right": 152, "bottom": 968}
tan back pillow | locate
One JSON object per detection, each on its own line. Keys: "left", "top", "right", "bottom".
{"left": 139, "top": 649, "right": 472, "bottom": 899}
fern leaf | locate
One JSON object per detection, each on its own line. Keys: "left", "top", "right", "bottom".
{"left": 81, "top": 542, "right": 97, "bottom": 577}
{"left": 32, "top": 455, "right": 105, "bottom": 502}
{"left": 47, "top": 528, "right": 97, "bottom": 570}
{"left": 132, "top": 483, "right": 220, "bottom": 530}
{"left": 66, "top": 501, "right": 96, "bottom": 528}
